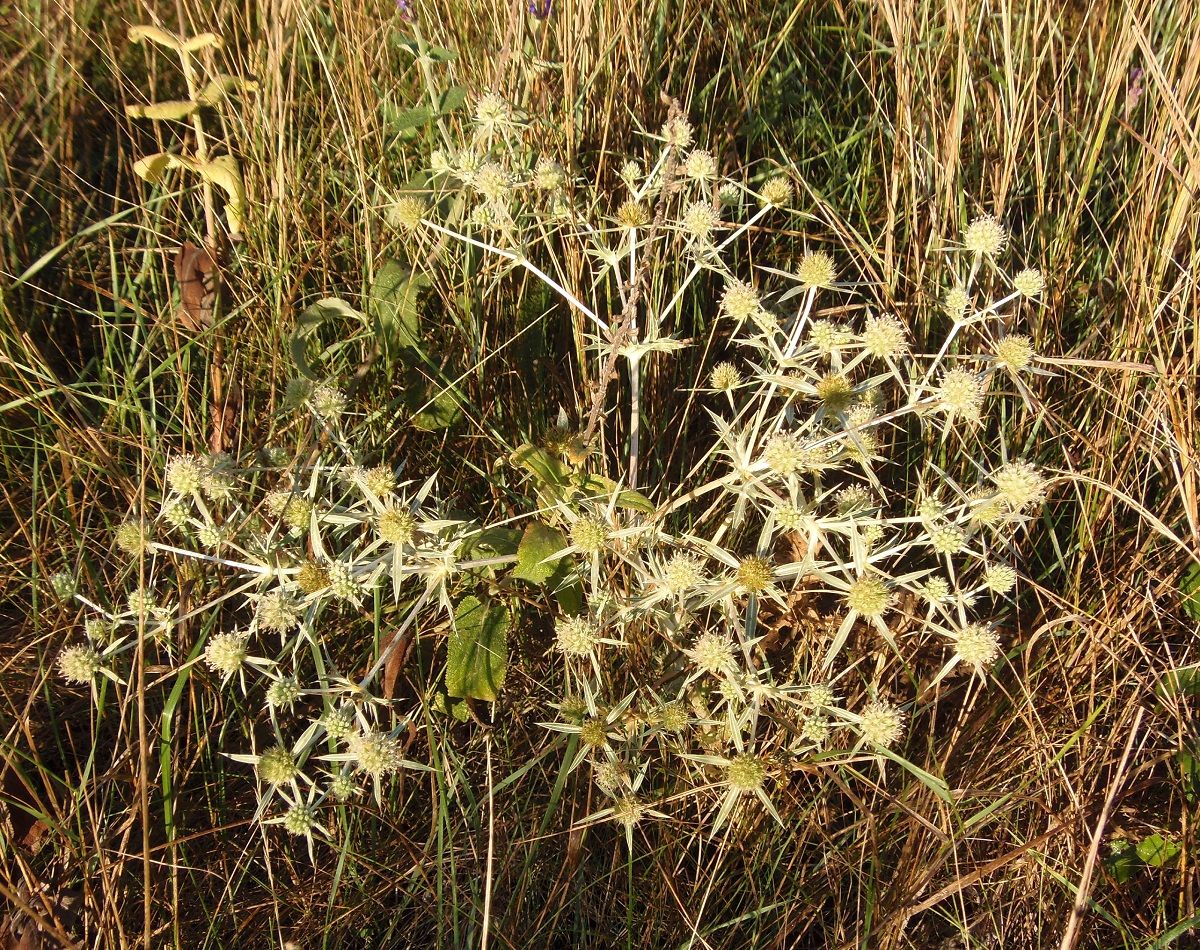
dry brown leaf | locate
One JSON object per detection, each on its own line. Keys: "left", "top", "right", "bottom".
{"left": 173, "top": 241, "right": 218, "bottom": 333}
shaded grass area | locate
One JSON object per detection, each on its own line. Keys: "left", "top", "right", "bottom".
{"left": 1, "top": 1, "right": 1199, "bottom": 947}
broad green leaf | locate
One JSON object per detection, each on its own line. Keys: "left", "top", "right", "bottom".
{"left": 133, "top": 152, "right": 185, "bottom": 183}
{"left": 390, "top": 104, "right": 433, "bottom": 133}
{"left": 511, "top": 443, "right": 571, "bottom": 491}
{"left": 512, "top": 522, "right": 568, "bottom": 585}
{"left": 1103, "top": 839, "right": 1140, "bottom": 884}
{"left": 128, "top": 25, "right": 222, "bottom": 52}
{"left": 446, "top": 596, "right": 509, "bottom": 701}
{"left": 577, "top": 473, "right": 656, "bottom": 514}
{"left": 438, "top": 86, "right": 467, "bottom": 114}
{"left": 391, "top": 35, "right": 457, "bottom": 61}
{"left": 1177, "top": 745, "right": 1200, "bottom": 804}
{"left": 290, "top": 297, "right": 365, "bottom": 379}
{"left": 1155, "top": 665, "right": 1200, "bottom": 701}
{"left": 126, "top": 100, "right": 200, "bottom": 120}
{"left": 430, "top": 687, "right": 470, "bottom": 722}
{"left": 1137, "top": 834, "right": 1180, "bottom": 867}
{"left": 196, "top": 75, "right": 261, "bottom": 106}
{"left": 369, "top": 260, "right": 427, "bottom": 351}
{"left": 1181, "top": 562, "right": 1200, "bottom": 621}
{"left": 200, "top": 155, "right": 246, "bottom": 234}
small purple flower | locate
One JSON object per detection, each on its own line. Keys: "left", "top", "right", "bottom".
{"left": 529, "top": 0, "right": 552, "bottom": 20}
{"left": 397, "top": 0, "right": 414, "bottom": 22}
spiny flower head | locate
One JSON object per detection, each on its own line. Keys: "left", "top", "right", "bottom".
{"left": 990, "top": 461, "right": 1047, "bottom": 512}
{"left": 126, "top": 586, "right": 157, "bottom": 617}
{"left": 349, "top": 730, "right": 402, "bottom": 778}
{"left": 611, "top": 795, "right": 646, "bottom": 829}
{"left": 378, "top": 507, "right": 418, "bottom": 545}
{"left": 196, "top": 522, "right": 227, "bottom": 550}
{"left": 329, "top": 772, "right": 357, "bottom": 801}
{"left": 762, "top": 432, "right": 827, "bottom": 476}
{"left": 845, "top": 575, "right": 889, "bottom": 617}
{"left": 388, "top": 195, "right": 425, "bottom": 232}
{"left": 579, "top": 717, "right": 611, "bottom": 749}
{"left": 472, "top": 161, "right": 513, "bottom": 203}
{"left": 954, "top": 624, "right": 1001, "bottom": 671}
{"left": 807, "top": 684, "right": 836, "bottom": 709}
{"left": 936, "top": 368, "right": 985, "bottom": 423}
{"left": 944, "top": 286, "right": 971, "bottom": 319}
{"left": 796, "top": 251, "right": 837, "bottom": 289}
{"left": 655, "top": 701, "right": 689, "bottom": 732}
{"left": 321, "top": 706, "right": 357, "bottom": 741}
{"left": 309, "top": 383, "right": 347, "bottom": 421}
{"left": 994, "top": 335, "right": 1035, "bottom": 372}
{"left": 616, "top": 199, "right": 651, "bottom": 229}
{"left": 725, "top": 753, "right": 768, "bottom": 792}
{"left": 473, "top": 92, "right": 514, "bottom": 136}
{"left": 281, "top": 802, "right": 317, "bottom": 837}
{"left": 802, "top": 715, "right": 832, "bottom": 745}
{"left": 264, "top": 490, "right": 313, "bottom": 532}
{"left": 963, "top": 214, "right": 1007, "bottom": 256}
{"left": 861, "top": 314, "right": 908, "bottom": 359}
{"left": 928, "top": 522, "right": 966, "bottom": 555}
{"left": 266, "top": 676, "right": 302, "bottom": 709}
{"left": 809, "top": 320, "right": 852, "bottom": 354}
{"left": 363, "top": 465, "right": 395, "bottom": 497}
{"left": 709, "top": 362, "right": 741, "bottom": 392}
{"left": 720, "top": 280, "right": 760, "bottom": 321}
{"left": 683, "top": 149, "right": 717, "bottom": 180}
{"left": 554, "top": 616, "right": 599, "bottom": 657}
{"left": 681, "top": 201, "right": 719, "bottom": 241}
{"left": 532, "top": 157, "right": 566, "bottom": 190}
{"left": 859, "top": 701, "right": 906, "bottom": 749}
{"left": 967, "top": 489, "right": 1008, "bottom": 528}
{"left": 816, "top": 373, "right": 854, "bottom": 411}
{"left": 257, "top": 590, "right": 301, "bottom": 635}
{"left": 58, "top": 644, "right": 103, "bottom": 684}
{"left": 85, "top": 618, "right": 116, "bottom": 644}
{"left": 661, "top": 113, "right": 694, "bottom": 150}
{"left": 571, "top": 515, "right": 609, "bottom": 554}
{"left": 759, "top": 175, "right": 793, "bottom": 208}
{"left": 776, "top": 502, "right": 814, "bottom": 531}
{"left": 593, "top": 760, "right": 630, "bottom": 795}
{"left": 662, "top": 554, "right": 705, "bottom": 593}
{"left": 166, "top": 455, "right": 206, "bottom": 496}
{"left": 619, "top": 159, "right": 642, "bottom": 188}
{"left": 920, "top": 576, "right": 951, "bottom": 604}
{"left": 159, "top": 497, "right": 190, "bottom": 530}
{"left": 736, "top": 557, "right": 774, "bottom": 594}
{"left": 115, "top": 520, "right": 148, "bottom": 557}
{"left": 257, "top": 746, "right": 299, "bottom": 785}
{"left": 983, "top": 564, "right": 1018, "bottom": 593}
{"left": 686, "top": 632, "right": 737, "bottom": 676}
{"left": 204, "top": 631, "right": 249, "bottom": 676}
{"left": 1013, "top": 267, "right": 1045, "bottom": 297}
{"left": 296, "top": 559, "right": 330, "bottom": 594}
{"left": 327, "top": 560, "right": 362, "bottom": 602}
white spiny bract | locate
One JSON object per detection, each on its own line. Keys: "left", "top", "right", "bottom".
{"left": 59, "top": 87, "right": 1054, "bottom": 843}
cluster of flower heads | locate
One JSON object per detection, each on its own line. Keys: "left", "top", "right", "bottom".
{"left": 53, "top": 85, "right": 1052, "bottom": 846}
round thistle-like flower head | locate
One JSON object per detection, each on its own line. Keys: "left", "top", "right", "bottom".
{"left": 611, "top": 795, "right": 646, "bottom": 829}
{"left": 616, "top": 199, "right": 651, "bottom": 229}
{"left": 472, "top": 161, "right": 513, "bottom": 203}
{"left": 775, "top": 502, "right": 813, "bottom": 531}
{"left": 944, "top": 286, "right": 971, "bottom": 319}
{"left": 808, "top": 684, "right": 836, "bottom": 709}
{"left": 687, "top": 632, "right": 737, "bottom": 677}
{"left": 115, "top": 520, "right": 148, "bottom": 557}
{"left": 196, "top": 522, "right": 227, "bottom": 550}
{"left": 936, "top": 368, "right": 985, "bottom": 423}
{"left": 85, "top": 618, "right": 116, "bottom": 645}
{"left": 720, "top": 280, "right": 760, "bottom": 321}
{"left": 58, "top": 644, "right": 103, "bottom": 684}
{"left": 166, "top": 455, "right": 206, "bottom": 496}
{"left": 994, "top": 335, "right": 1035, "bottom": 373}
{"left": 296, "top": 559, "right": 331, "bottom": 594}
{"left": 388, "top": 196, "right": 425, "bottom": 232}
{"left": 859, "top": 701, "right": 906, "bottom": 749}
{"left": 349, "top": 730, "right": 402, "bottom": 778}
{"left": 802, "top": 715, "right": 832, "bottom": 745}
{"left": 954, "top": 624, "right": 1001, "bottom": 671}
{"left": 204, "top": 632, "right": 249, "bottom": 677}
{"left": 845, "top": 575, "right": 889, "bottom": 617}
{"left": 329, "top": 772, "right": 357, "bottom": 801}
{"left": 736, "top": 556, "right": 774, "bottom": 594}
{"left": 578, "top": 717, "right": 610, "bottom": 749}
{"left": 797, "top": 251, "right": 837, "bottom": 289}
{"left": 920, "top": 576, "right": 951, "bottom": 604}
{"left": 928, "top": 522, "right": 966, "bottom": 555}
{"left": 835, "top": 485, "right": 872, "bottom": 515}
{"left": 681, "top": 201, "right": 720, "bottom": 241}
{"left": 661, "top": 113, "right": 694, "bottom": 150}
{"left": 759, "top": 175, "right": 793, "bottom": 208}
{"left": 473, "top": 92, "right": 514, "bottom": 136}
{"left": 990, "top": 461, "right": 1047, "bottom": 512}
{"left": 364, "top": 465, "right": 396, "bottom": 498}
{"left": 377, "top": 507, "right": 417, "bottom": 545}
{"left": 321, "top": 706, "right": 357, "bottom": 741}
{"left": 861, "top": 314, "right": 908, "bottom": 359}
{"left": 327, "top": 560, "right": 361, "bottom": 603}
{"left": 571, "top": 515, "right": 609, "bottom": 554}
{"left": 683, "top": 149, "right": 717, "bottom": 180}
{"left": 717, "top": 180, "right": 741, "bottom": 206}
{"left": 967, "top": 489, "right": 1008, "bottom": 528}
{"left": 265, "top": 490, "right": 313, "bottom": 532}
{"left": 662, "top": 554, "right": 705, "bottom": 594}
{"left": 709, "top": 362, "right": 741, "bottom": 392}
{"left": 963, "top": 214, "right": 1007, "bottom": 256}
{"left": 554, "top": 616, "right": 599, "bottom": 657}
{"left": 725, "top": 753, "right": 768, "bottom": 792}
{"left": 619, "top": 159, "right": 642, "bottom": 188}
{"left": 281, "top": 802, "right": 317, "bottom": 837}
{"left": 257, "top": 590, "right": 301, "bottom": 635}
{"left": 159, "top": 497, "right": 190, "bottom": 530}
{"left": 983, "top": 564, "right": 1018, "bottom": 593}
{"left": 309, "top": 383, "right": 347, "bottom": 421}
{"left": 266, "top": 676, "right": 302, "bottom": 709}
{"left": 532, "top": 157, "right": 566, "bottom": 190}
{"left": 257, "top": 746, "right": 299, "bottom": 785}
{"left": 762, "top": 432, "right": 811, "bottom": 476}
{"left": 656, "top": 701, "right": 689, "bottom": 733}
{"left": 126, "top": 586, "right": 157, "bottom": 617}
{"left": 593, "top": 760, "right": 630, "bottom": 795}
{"left": 1013, "top": 267, "right": 1045, "bottom": 297}
{"left": 809, "top": 320, "right": 851, "bottom": 354}
{"left": 816, "top": 373, "right": 854, "bottom": 412}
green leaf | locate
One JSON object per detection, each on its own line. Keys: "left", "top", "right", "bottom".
{"left": 290, "top": 297, "right": 365, "bottom": 379}
{"left": 390, "top": 104, "right": 433, "bottom": 133}
{"left": 126, "top": 100, "right": 201, "bottom": 121}
{"left": 511, "top": 443, "right": 571, "bottom": 491}
{"left": 1155, "top": 665, "right": 1200, "bottom": 701}
{"left": 1178, "top": 745, "right": 1200, "bottom": 804}
{"left": 438, "top": 86, "right": 467, "bottom": 114}
{"left": 369, "top": 260, "right": 427, "bottom": 352}
{"left": 1137, "top": 834, "right": 1181, "bottom": 868}
{"left": 446, "top": 596, "right": 509, "bottom": 702}
{"left": 1181, "top": 562, "right": 1200, "bottom": 621}
{"left": 409, "top": 371, "right": 464, "bottom": 430}
{"left": 577, "top": 473, "right": 656, "bottom": 514}
{"left": 1104, "top": 839, "right": 1141, "bottom": 884}
{"left": 512, "top": 522, "right": 568, "bottom": 585}
{"left": 196, "top": 75, "right": 260, "bottom": 107}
